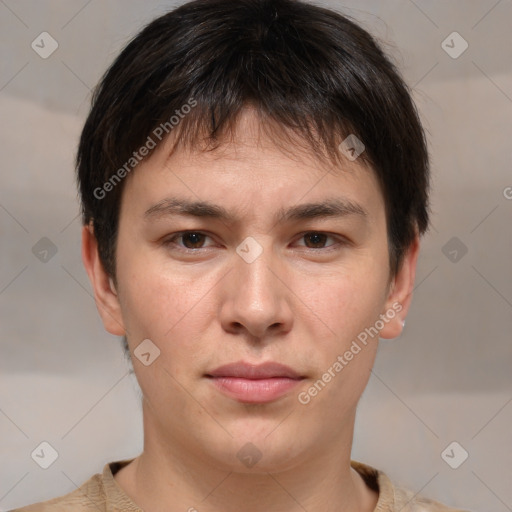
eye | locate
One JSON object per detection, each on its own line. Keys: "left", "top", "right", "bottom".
{"left": 163, "top": 231, "right": 215, "bottom": 250}
{"left": 295, "top": 232, "right": 343, "bottom": 250}
{"left": 162, "top": 230, "right": 346, "bottom": 253}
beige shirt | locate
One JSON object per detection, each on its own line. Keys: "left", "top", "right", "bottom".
{"left": 10, "top": 459, "right": 469, "bottom": 512}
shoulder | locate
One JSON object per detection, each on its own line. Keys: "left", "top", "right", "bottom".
{"left": 393, "top": 484, "right": 471, "bottom": 511}
{"left": 9, "top": 459, "right": 140, "bottom": 512}
{"left": 351, "top": 460, "right": 471, "bottom": 512}
{"left": 8, "top": 473, "right": 105, "bottom": 512}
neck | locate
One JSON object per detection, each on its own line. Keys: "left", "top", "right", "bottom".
{"left": 114, "top": 406, "right": 378, "bottom": 512}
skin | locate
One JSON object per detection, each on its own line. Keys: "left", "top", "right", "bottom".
{"left": 82, "top": 108, "right": 419, "bottom": 512}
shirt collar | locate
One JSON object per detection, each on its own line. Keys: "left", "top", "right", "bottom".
{"left": 102, "top": 458, "right": 394, "bottom": 511}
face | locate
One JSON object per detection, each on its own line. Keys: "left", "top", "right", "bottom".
{"left": 83, "top": 109, "right": 418, "bottom": 473}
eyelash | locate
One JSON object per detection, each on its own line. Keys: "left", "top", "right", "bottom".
{"left": 162, "top": 231, "right": 347, "bottom": 253}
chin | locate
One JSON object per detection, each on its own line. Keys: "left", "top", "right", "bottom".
{"left": 203, "top": 428, "right": 308, "bottom": 474}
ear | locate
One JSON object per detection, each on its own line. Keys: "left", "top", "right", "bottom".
{"left": 379, "top": 234, "right": 420, "bottom": 339}
{"left": 81, "top": 222, "right": 126, "bottom": 336}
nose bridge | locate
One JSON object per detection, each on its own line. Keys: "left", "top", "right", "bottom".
{"left": 236, "top": 237, "right": 279, "bottom": 310}
{"left": 221, "top": 236, "right": 292, "bottom": 337}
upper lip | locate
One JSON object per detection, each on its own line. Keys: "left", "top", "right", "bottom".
{"left": 206, "top": 361, "right": 303, "bottom": 379}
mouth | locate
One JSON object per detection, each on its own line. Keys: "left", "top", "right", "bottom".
{"left": 205, "top": 361, "right": 305, "bottom": 404}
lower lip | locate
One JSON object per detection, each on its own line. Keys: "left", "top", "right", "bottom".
{"left": 208, "top": 377, "right": 303, "bottom": 403}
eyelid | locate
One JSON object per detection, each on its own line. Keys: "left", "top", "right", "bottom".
{"left": 163, "top": 231, "right": 217, "bottom": 250}
{"left": 293, "top": 231, "right": 344, "bottom": 249}
{"left": 163, "top": 230, "right": 349, "bottom": 252}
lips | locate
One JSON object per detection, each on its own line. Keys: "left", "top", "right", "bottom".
{"left": 205, "top": 361, "right": 305, "bottom": 403}
{"left": 206, "top": 361, "right": 303, "bottom": 380}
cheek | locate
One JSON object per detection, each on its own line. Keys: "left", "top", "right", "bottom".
{"left": 117, "top": 265, "right": 215, "bottom": 403}
{"left": 295, "top": 282, "right": 383, "bottom": 428}
{"left": 292, "top": 258, "right": 388, "bottom": 407}
{"left": 116, "top": 244, "right": 215, "bottom": 347}
{"left": 299, "top": 261, "right": 388, "bottom": 343}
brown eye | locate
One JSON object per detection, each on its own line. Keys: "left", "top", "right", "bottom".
{"left": 163, "top": 231, "right": 214, "bottom": 251}
{"left": 180, "top": 232, "right": 207, "bottom": 249}
{"left": 303, "top": 232, "right": 330, "bottom": 248}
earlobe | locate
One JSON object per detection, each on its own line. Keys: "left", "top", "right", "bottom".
{"left": 81, "top": 224, "right": 126, "bottom": 336}
{"left": 379, "top": 234, "right": 420, "bottom": 340}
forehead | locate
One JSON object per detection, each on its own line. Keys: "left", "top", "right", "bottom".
{"left": 120, "top": 108, "right": 385, "bottom": 222}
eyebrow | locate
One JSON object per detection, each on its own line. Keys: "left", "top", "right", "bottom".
{"left": 143, "top": 196, "right": 368, "bottom": 223}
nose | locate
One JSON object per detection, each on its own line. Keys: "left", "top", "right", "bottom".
{"left": 219, "top": 241, "right": 294, "bottom": 340}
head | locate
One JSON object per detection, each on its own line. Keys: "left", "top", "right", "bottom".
{"left": 79, "top": 0, "right": 429, "bottom": 472}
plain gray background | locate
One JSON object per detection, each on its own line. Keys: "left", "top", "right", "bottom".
{"left": 1, "top": 1, "right": 511, "bottom": 511}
